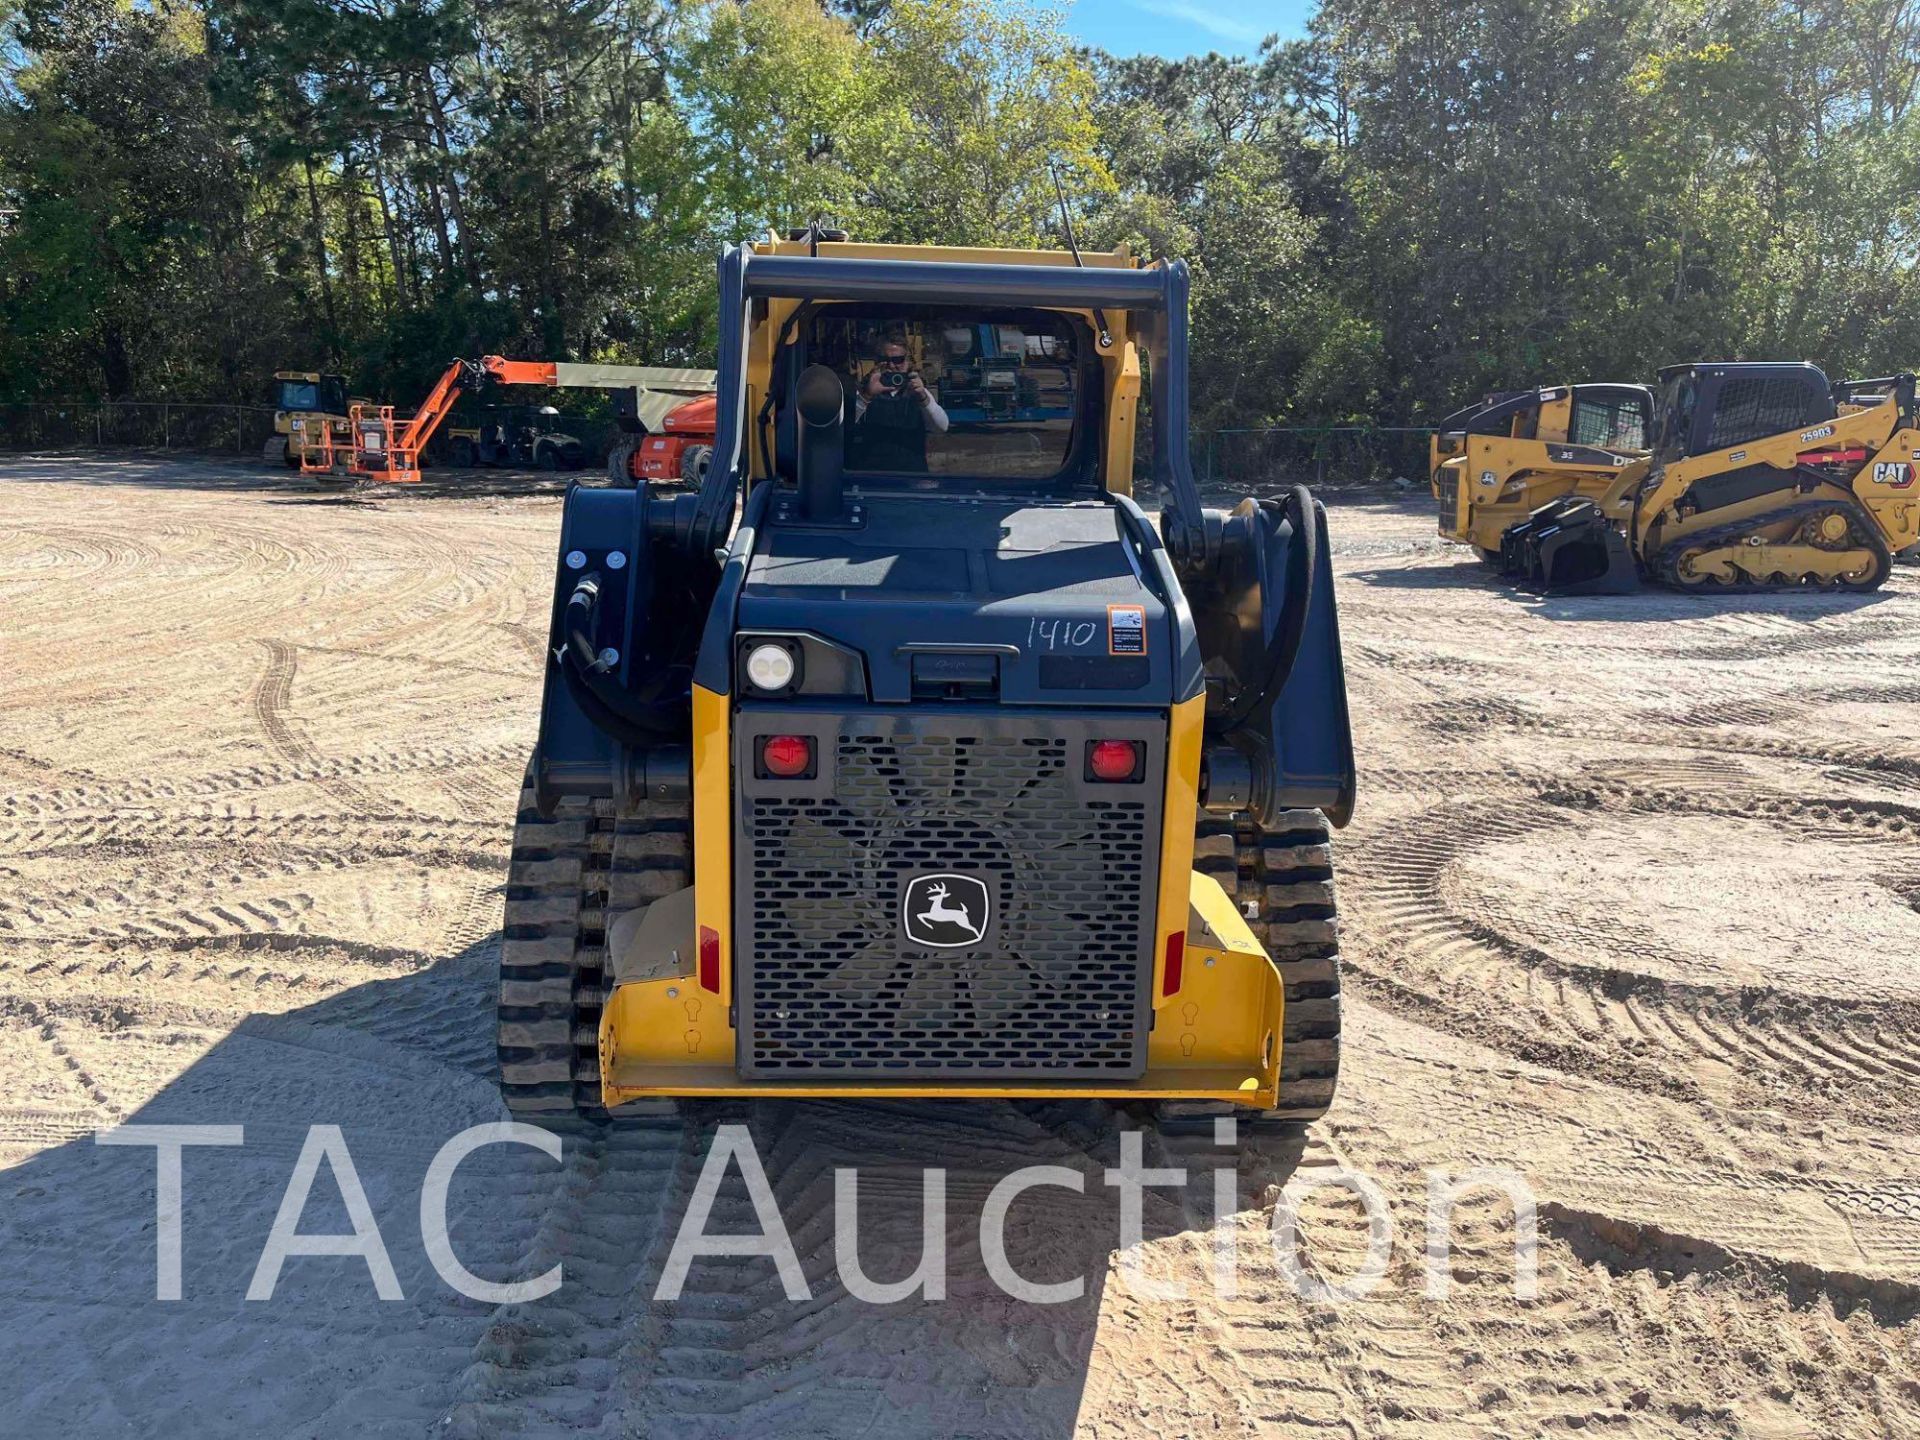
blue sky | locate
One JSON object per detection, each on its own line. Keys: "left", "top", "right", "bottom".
{"left": 1062, "top": 0, "right": 1316, "bottom": 58}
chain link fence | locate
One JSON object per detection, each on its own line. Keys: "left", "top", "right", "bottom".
{"left": 1194, "top": 426, "right": 1435, "bottom": 490}
{"left": 0, "top": 400, "right": 284, "bottom": 455}
{"left": 0, "top": 398, "right": 627, "bottom": 471}
{"left": 0, "top": 402, "right": 1438, "bottom": 490}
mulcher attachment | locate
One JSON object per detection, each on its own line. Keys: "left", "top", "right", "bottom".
{"left": 1500, "top": 496, "right": 1640, "bottom": 594}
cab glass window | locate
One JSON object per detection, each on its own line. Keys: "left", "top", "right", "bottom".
{"left": 276, "top": 380, "right": 321, "bottom": 412}
{"left": 804, "top": 311, "right": 1083, "bottom": 481}
{"left": 1570, "top": 394, "right": 1650, "bottom": 450}
{"left": 1655, "top": 376, "right": 1695, "bottom": 460}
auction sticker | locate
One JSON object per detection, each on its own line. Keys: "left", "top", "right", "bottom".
{"left": 1108, "top": 603, "right": 1147, "bottom": 655}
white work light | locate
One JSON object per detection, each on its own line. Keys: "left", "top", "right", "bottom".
{"left": 745, "top": 643, "right": 796, "bottom": 692}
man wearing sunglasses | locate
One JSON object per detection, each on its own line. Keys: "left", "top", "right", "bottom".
{"left": 852, "top": 333, "right": 949, "bottom": 473}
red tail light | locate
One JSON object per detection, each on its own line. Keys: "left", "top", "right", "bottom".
{"left": 1087, "top": 738, "right": 1142, "bottom": 782}
{"left": 1162, "top": 930, "right": 1185, "bottom": 996}
{"left": 698, "top": 924, "right": 720, "bottom": 993}
{"left": 760, "top": 734, "right": 813, "bottom": 777}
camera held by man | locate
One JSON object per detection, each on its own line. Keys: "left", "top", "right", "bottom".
{"left": 852, "top": 336, "right": 950, "bottom": 472}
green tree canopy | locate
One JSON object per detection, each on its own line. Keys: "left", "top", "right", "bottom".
{"left": 6, "top": 0, "right": 1920, "bottom": 433}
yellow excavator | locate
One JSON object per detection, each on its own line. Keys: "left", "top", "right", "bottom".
{"left": 1429, "top": 384, "right": 1653, "bottom": 589}
{"left": 1512, "top": 364, "right": 1920, "bottom": 592}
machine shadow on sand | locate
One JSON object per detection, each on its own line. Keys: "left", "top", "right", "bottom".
{"left": 0, "top": 451, "right": 585, "bottom": 503}
{"left": 1349, "top": 557, "right": 1902, "bottom": 623}
{"left": 0, "top": 932, "right": 1308, "bottom": 1438}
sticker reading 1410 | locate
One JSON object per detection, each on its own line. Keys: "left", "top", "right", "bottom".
{"left": 1108, "top": 603, "right": 1147, "bottom": 656}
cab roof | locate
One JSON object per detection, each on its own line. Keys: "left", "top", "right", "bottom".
{"left": 1657, "top": 361, "right": 1831, "bottom": 386}
{"left": 758, "top": 236, "right": 1138, "bottom": 270}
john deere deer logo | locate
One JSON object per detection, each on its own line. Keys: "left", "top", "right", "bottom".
{"left": 902, "top": 874, "right": 991, "bottom": 948}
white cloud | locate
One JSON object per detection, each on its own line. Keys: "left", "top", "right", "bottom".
{"left": 1124, "top": 0, "right": 1273, "bottom": 48}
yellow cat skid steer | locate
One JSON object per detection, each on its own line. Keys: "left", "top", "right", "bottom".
{"left": 1522, "top": 365, "right": 1920, "bottom": 592}
{"left": 498, "top": 234, "right": 1357, "bottom": 1135}
{"left": 1429, "top": 383, "right": 1653, "bottom": 592}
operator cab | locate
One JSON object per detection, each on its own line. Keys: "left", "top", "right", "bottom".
{"left": 1652, "top": 362, "right": 1835, "bottom": 463}
{"left": 1445, "top": 385, "right": 1652, "bottom": 451}
{"left": 740, "top": 302, "right": 1170, "bottom": 708}
{"left": 274, "top": 373, "right": 348, "bottom": 416}
{"left": 799, "top": 309, "right": 1087, "bottom": 482}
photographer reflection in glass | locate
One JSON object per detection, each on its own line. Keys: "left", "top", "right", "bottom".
{"left": 852, "top": 333, "right": 949, "bottom": 472}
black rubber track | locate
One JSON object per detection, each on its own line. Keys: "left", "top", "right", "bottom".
{"left": 497, "top": 761, "right": 692, "bottom": 1119}
{"left": 1189, "top": 808, "right": 1343, "bottom": 1127}
{"left": 1655, "top": 497, "right": 1892, "bottom": 592}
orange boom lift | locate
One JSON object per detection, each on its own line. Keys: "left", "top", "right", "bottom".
{"left": 351, "top": 357, "right": 509, "bottom": 484}
{"left": 350, "top": 357, "right": 718, "bottom": 484}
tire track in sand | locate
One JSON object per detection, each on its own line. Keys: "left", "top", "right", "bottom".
{"left": 1346, "top": 798, "right": 1920, "bottom": 1127}
{"left": 440, "top": 1120, "right": 689, "bottom": 1437}
{"left": 444, "top": 1100, "right": 1223, "bottom": 1438}
{"left": 249, "top": 638, "right": 384, "bottom": 812}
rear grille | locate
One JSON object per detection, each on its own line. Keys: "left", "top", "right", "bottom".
{"left": 1439, "top": 471, "right": 1461, "bottom": 529}
{"left": 737, "top": 717, "right": 1161, "bottom": 1078}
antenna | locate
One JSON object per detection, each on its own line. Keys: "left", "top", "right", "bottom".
{"left": 784, "top": 217, "right": 849, "bottom": 256}
{"left": 1049, "top": 164, "right": 1112, "bottom": 350}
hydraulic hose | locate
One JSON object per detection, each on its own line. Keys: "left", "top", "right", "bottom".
{"left": 1218, "top": 484, "right": 1317, "bottom": 733}
{"left": 565, "top": 573, "right": 611, "bottom": 675}
{"left": 559, "top": 572, "right": 689, "bottom": 743}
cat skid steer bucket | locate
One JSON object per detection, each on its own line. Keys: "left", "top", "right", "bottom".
{"left": 1501, "top": 495, "right": 1641, "bottom": 594}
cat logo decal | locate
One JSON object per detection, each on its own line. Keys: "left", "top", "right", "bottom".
{"left": 1872, "top": 461, "right": 1915, "bottom": 488}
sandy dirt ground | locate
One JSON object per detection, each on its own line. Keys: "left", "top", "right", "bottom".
{"left": 1, "top": 452, "right": 1917, "bottom": 1438}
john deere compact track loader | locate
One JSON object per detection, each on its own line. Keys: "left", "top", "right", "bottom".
{"left": 1430, "top": 383, "right": 1653, "bottom": 591}
{"left": 498, "top": 235, "right": 1356, "bottom": 1132}
{"left": 1518, "top": 363, "right": 1920, "bottom": 592}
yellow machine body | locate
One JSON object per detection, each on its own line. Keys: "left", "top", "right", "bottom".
{"left": 597, "top": 688, "right": 1286, "bottom": 1109}
{"left": 1634, "top": 391, "right": 1920, "bottom": 586}
{"left": 501, "top": 233, "right": 1355, "bottom": 1126}
{"left": 1430, "top": 384, "right": 1652, "bottom": 557}
{"left": 593, "top": 239, "right": 1281, "bottom": 1110}
{"left": 269, "top": 370, "right": 367, "bottom": 468}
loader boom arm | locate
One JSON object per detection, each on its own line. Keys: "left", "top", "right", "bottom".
{"left": 479, "top": 356, "right": 718, "bottom": 393}
{"left": 349, "top": 358, "right": 483, "bottom": 484}
{"left": 1633, "top": 393, "right": 1901, "bottom": 548}
{"left": 350, "top": 355, "right": 720, "bottom": 485}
